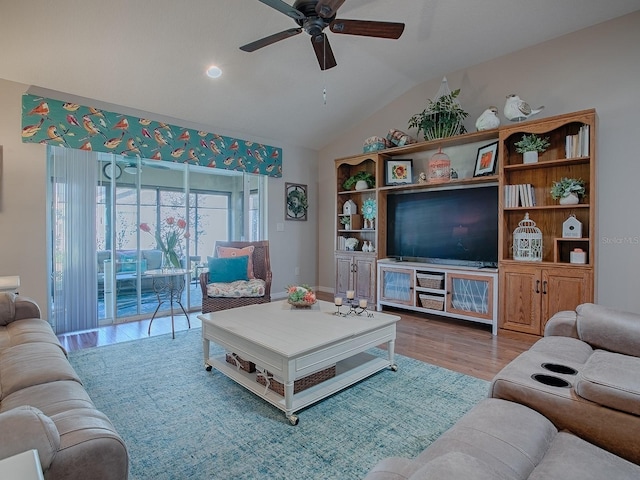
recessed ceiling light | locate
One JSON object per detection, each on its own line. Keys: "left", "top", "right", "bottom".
{"left": 206, "top": 65, "right": 222, "bottom": 78}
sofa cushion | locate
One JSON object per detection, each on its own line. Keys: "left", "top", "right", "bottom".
{"left": 575, "top": 350, "right": 640, "bottom": 415}
{"left": 217, "top": 245, "right": 256, "bottom": 278}
{"left": 1, "top": 380, "right": 95, "bottom": 417}
{"left": 0, "top": 406, "right": 60, "bottom": 471}
{"left": 142, "top": 249, "right": 163, "bottom": 270}
{"left": 208, "top": 256, "right": 249, "bottom": 283}
{"left": 3, "top": 318, "right": 66, "bottom": 353}
{"left": 206, "top": 278, "right": 266, "bottom": 298}
{"left": 0, "top": 343, "right": 81, "bottom": 399}
{"left": 416, "top": 399, "right": 557, "bottom": 480}
{"left": 529, "top": 431, "right": 640, "bottom": 480}
{"left": 576, "top": 303, "right": 640, "bottom": 357}
{"left": 410, "top": 452, "right": 516, "bottom": 480}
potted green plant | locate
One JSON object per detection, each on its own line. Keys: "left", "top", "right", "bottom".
{"left": 514, "top": 133, "right": 551, "bottom": 164}
{"left": 343, "top": 171, "right": 375, "bottom": 191}
{"left": 408, "top": 88, "right": 468, "bottom": 141}
{"left": 550, "top": 177, "right": 586, "bottom": 205}
{"left": 339, "top": 216, "right": 351, "bottom": 230}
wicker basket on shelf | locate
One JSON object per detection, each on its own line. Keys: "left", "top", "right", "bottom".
{"left": 225, "top": 353, "right": 256, "bottom": 373}
{"left": 417, "top": 273, "right": 444, "bottom": 289}
{"left": 419, "top": 294, "right": 445, "bottom": 311}
{"left": 256, "top": 365, "right": 336, "bottom": 396}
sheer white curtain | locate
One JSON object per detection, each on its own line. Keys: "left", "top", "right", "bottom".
{"left": 48, "top": 146, "right": 99, "bottom": 333}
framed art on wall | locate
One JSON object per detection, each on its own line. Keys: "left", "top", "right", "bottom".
{"left": 285, "top": 183, "right": 308, "bottom": 221}
{"left": 385, "top": 159, "right": 413, "bottom": 185}
{"left": 473, "top": 141, "right": 499, "bottom": 177}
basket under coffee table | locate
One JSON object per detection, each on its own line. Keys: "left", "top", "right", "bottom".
{"left": 199, "top": 300, "right": 400, "bottom": 425}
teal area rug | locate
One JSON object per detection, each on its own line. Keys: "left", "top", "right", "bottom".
{"left": 68, "top": 329, "right": 489, "bottom": 479}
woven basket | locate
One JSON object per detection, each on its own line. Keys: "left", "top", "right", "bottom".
{"left": 419, "top": 294, "right": 444, "bottom": 311}
{"left": 417, "top": 273, "right": 444, "bottom": 289}
{"left": 256, "top": 365, "right": 336, "bottom": 396}
{"left": 225, "top": 353, "right": 256, "bottom": 373}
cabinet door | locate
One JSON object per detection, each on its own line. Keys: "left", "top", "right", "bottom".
{"left": 542, "top": 267, "right": 593, "bottom": 331}
{"left": 353, "top": 256, "right": 376, "bottom": 303}
{"left": 335, "top": 254, "right": 353, "bottom": 298}
{"left": 379, "top": 267, "right": 414, "bottom": 306}
{"left": 447, "top": 272, "right": 495, "bottom": 320}
{"left": 499, "top": 267, "right": 542, "bottom": 335}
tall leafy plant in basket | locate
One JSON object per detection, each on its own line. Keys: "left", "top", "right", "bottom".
{"left": 408, "top": 77, "right": 468, "bottom": 141}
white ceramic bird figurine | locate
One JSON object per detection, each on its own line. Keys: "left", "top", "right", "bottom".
{"left": 475, "top": 106, "right": 501, "bottom": 131}
{"left": 504, "top": 94, "right": 544, "bottom": 122}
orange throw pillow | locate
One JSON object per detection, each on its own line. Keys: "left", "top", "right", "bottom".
{"left": 217, "top": 245, "right": 255, "bottom": 279}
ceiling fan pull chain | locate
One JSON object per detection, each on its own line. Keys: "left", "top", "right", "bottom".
{"left": 322, "top": 34, "right": 327, "bottom": 105}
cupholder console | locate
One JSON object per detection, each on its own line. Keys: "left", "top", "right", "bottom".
{"left": 541, "top": 363, "right": 578, "bottom": 375}
{"left": 531, "top": 373, "right": 571, "bottom": 388}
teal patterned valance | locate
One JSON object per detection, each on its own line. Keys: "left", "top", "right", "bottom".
{"left": 21, "top": 94, "right": 282, "bottom": 178}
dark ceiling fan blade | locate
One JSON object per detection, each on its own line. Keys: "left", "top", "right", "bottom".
{"left": 315, "top": 0, "right": 346, "bottom": 18}
{"left": 311, "top": 34, "right": 337, "bottom": 70}
{"left": 330, "top": 19, "right": 405, "bottom": 39}
{"left": 258, "top": 0, "right": 305, "bottom": 20}
{"left": 240, "top": 28, "right": 303, "bottom": 52}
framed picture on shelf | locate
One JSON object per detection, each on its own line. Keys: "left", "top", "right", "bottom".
{"left": 385, "top": 159, "right": 413, "bottom": 185}
{"left": 473, "top": 141, "right": 499, "bottom": 177}
{"left": 285, "top": 183, "right": 308, "bottom": 221}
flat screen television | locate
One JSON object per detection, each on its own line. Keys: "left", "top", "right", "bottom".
{"left": 386, "top": 185, "right": 498, "bottom": 268}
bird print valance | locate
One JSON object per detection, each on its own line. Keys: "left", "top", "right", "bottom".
{"left": 21, "top": 94, "right": 282, "bottom": 178}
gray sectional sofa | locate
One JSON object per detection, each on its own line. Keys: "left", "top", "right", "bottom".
{"left": 364, "top": 398, "right": 640, "bottom": 480}
{"left": 364, "top": 303, "right": 640, "bottom": 479}
{"left": 0, "top": 293, "right": 128, "bottom": 479}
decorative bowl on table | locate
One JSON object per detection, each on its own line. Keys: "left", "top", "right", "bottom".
{"left": 286, "top": 285, "right": 317, "bottom": 308}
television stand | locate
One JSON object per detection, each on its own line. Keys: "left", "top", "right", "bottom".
{"left": 377, "top": 260, "right": 498, "bottom": 335}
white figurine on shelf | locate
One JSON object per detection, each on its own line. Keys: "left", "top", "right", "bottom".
{"left": 504, "top": 94, "right": 544, "bottom": 122}
{"left": 475, "top": 106, "right": 501, "bottom": 131}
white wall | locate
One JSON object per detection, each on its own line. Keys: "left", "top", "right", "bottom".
{"left": 0, "top": 80, "right": 319, "bottom": 317}
{"left": 318, "top": 11, "right": 640, "bottom": 313}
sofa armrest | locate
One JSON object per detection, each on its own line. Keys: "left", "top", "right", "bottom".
{"left": 0, "top": 293, "right": 42, "bottom": 326}
{"left": 576, "top": 303, "right": 640, "bottom": 357}
{"left": 14, "top": 295, "right": 42, "bottom": 321}
{"left": 544, "top": 310, "right": 579, "bottom": 338}
{"left": 0, "top": 406, "right": 60, "bottom": 471}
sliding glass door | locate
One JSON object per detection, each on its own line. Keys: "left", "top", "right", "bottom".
{"left": 48, "top": 146, "right": 266, "bottom": 333}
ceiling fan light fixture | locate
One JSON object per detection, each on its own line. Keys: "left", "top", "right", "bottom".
{"left": 206, "top": 65, "right": 222, "bottom": 78}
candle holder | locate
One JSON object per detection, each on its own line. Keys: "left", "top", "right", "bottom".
{"left": 334, "top": 298, "right": 373, "bottom": 317}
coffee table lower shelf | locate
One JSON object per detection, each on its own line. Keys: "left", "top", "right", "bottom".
{"left": 205, "top": 351, "right": 393, "bottom": 424}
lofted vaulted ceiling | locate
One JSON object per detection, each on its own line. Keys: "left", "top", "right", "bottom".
{"left": 1, "top": 0, "right": 638, "bottom": 151}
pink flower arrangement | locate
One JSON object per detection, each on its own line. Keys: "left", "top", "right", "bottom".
{"left": 287, "top": 284, "right": 317, "bottom": 306}
{"left": 140, "top": 217, "right": 190, "bottom": 268}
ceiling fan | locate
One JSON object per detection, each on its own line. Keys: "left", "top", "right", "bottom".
{"left": 240, "top": 0, "right": 405, "bottom": 70}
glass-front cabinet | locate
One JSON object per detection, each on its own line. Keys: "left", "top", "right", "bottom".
{"left": 378, "top": 266, "right": 414, "bottom": 306}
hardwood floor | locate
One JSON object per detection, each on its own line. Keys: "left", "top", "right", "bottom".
{"left": 58, "top": 293, "right": 536, "bottom": 381}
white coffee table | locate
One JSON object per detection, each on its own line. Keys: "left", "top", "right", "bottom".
{"left": 199, "top": 300, "right": 399, "bottom": 424}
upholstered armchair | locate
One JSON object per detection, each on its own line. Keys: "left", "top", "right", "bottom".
{"left": 199, "top": 240, "right": 272, "bottom": 314}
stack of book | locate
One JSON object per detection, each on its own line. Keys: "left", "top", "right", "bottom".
{"left": 566, "top": 125, "right": 590, "bottom": 158}
{"left": 504, "top": 184, "right": 536, "bottom": 207}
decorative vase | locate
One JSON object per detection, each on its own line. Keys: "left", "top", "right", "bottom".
{"left": 355, "top": 180, "right": 369, "bottom": 191}
{"left": 559, "top": 192, "right": 580, "bottom": 205}
{"left": 523, "top": 151, "right": 538, "bottom": 164}
{"left": 161, "top": 251, "right": 176, "bottom": 271}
